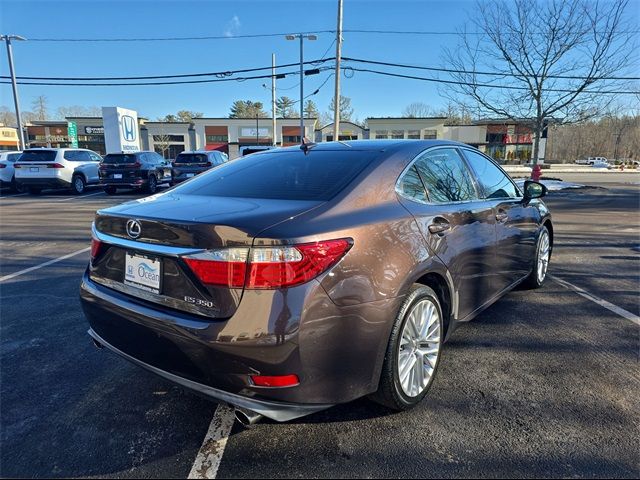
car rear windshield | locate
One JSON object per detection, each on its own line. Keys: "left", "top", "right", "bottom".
{"left": 175, "top": 153, "right": 208, "bottom": 164}
{"left": 175, "top": 150, "right": 375, "bottom": 201}
{"left": 102, "top": 154, "right": 138, "bottom": 164}
{"left": 18, "top": 150, "right": 57, "bottom": 162}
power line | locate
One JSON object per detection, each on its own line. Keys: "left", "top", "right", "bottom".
{"left": 21, "top": 28, "right": 640, "bottom": 42}
{"left": 25, "top": 30, "right": 337, "bottom": 42}
{"left": 0, "top": 58, "right": 335, "bottom": 81}
{"left": 343, "top": 56, "right": 640, "bottom": 81}
{"left": 345, "top": 67, "right": 640, "bottom": 95}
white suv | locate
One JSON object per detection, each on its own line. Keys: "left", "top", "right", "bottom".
{"left": 15, "top": 148, "right": 102, "bottom": 194}
{"left": 0, "top": 150, "right": 23, "bottom": 192}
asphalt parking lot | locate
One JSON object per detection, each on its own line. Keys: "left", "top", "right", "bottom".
{"left": 1, "top": 173, "right": 639, "bottom": 479}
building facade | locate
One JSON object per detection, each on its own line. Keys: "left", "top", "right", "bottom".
{"left": 192, "top": 118, "right": 317, "bottom": 159}
{"left": 0, "top": 126, "right": 20, "bottom": 150}
{"left": 367, "top": 117, "right": 447, "bottom": 140}
{"left": 315, "top": 121, "right": 366, "bottom": 142}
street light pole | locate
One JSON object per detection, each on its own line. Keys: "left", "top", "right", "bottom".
{"left": 1, "top": 34, "right": 27, "bottom": 149}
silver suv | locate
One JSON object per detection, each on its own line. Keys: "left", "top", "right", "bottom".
{"left": 15, "top": 148, "right": 102, "bottom": 194}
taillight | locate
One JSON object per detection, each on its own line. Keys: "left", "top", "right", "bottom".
{"left": 13, "top": 164, "right": 21, "bottom": 168}
{"left": 183, "top": 248, "right": 249, "bottom": 287}
{"left": 90, "top": 238, "right": 103, "bottom": 259}
{"left": 46, "top": 163, "right": 65, "bottom": 169}
{"left": 0, "top": 163, "right": 6, "bottom": 169}
{"left": 132, "top": 161, "right": 141, "bottom": 168}
{"left": 183, "top": 239, "right": 352, "bottom": 289}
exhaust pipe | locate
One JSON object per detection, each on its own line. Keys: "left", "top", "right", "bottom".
{"left": 92, "top": 338, "right": 104, "bottom": 349}
{"left": 234, "top": 407, "right": 263, "bottom": 426}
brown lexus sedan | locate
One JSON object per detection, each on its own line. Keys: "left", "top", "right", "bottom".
{"left": 80, "top": 140, "right": 552, "bottom": 424}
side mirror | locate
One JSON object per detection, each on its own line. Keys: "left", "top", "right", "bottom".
{"left": 522, "top": 180, "right": 547, "bottom": 202}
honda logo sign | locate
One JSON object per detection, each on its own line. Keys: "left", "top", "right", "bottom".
{"left": 121, "top": 116, "right": 137, "bottom": 142}
{"left": 102, "top": 107, "right": 141, "bottom": 154}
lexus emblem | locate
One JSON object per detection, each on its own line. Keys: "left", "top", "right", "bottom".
{"left": 126, "top": 219, "right": 142, "bottom": 239}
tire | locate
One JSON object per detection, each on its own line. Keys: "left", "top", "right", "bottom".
{"left": 11, "top": 176, "right": 24, "bottom": 193}
{"left": 104, "top": 186, "right": 117, "bottom": 195}
{"left": 370, "top": 284, "right": 444, "bottom": 411}
{"left": 521, "top": 226, "right": 551, "bottom": 289}
{"left": 71, "top": 174, "right": 85, "bottom": 195}
{"left": 28, "top": 187, "right": 42, "bottom": 195}
{"left": 146, "top": 175, "right": 157, "bottom": 194}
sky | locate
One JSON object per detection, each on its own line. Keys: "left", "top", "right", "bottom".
{"left": 1, "top": 0, "right": 639, "bottom": 123}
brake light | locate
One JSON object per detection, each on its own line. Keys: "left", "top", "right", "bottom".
{"left": 250, "top": 374, "right": 299, "bottom": 388}
{"left": 132, "top": 161, "right": 141, "bottom": 168}
{"left": 90, "top": 238, "right": 103, "bottom": 259}
{"left": 13, "top": 164, "right": 22, "bottom": 168}
{"left": 183, "top": 248, "right": 249, "bottom": 287}
{"left": 0, "top": 163, "right": 6, "bottom": 168}
{"left": 183, "top": 239, "right": 352, "bottom": 289}
{"left": 47, "top": 163, "right": 65, "bottom": 169}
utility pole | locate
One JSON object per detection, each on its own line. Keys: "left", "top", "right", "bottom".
{"left": 1, "top": 34, "right": 27, "bottom": 149}
{"left": 333, "top": 0, "right": 343, "bottom": 142}
{"left": 272, "top": 53, "right": 277, "bottom": 147}
{"left": 286, "top": 33, "right": 316, "bottom": 142}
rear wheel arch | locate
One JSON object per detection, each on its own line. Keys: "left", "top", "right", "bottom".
{"left": 413, "top": 271, "right": 452, "bottom": 338}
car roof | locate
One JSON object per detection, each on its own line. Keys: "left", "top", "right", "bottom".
{"left": 265, "top": 139, "right": 465, "bottom": 154}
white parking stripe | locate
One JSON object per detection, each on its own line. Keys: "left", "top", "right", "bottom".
{"left": 550, "top": 274, "right": 640, "bottom": 326}
{"left": 188, "top": 404, "right": 236, "bottom": 479}
{"left": 0, "top": 192, "right": 28, "bottom": 199}
{"left": 54, "top": 191, "right": 105, "bottom": 202}
{"left": 0, "top": 247, "right": 90, "bottom": 283}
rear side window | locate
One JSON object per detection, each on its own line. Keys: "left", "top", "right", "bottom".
{"left": 18, "top": 150, "right": 57, "bottom": 162}
{"left": 64, "top": 150, "right": 90, "bottom": 161}
{"left": 175, "top": 150, "right": 375, "bottom": 201}
{"left": 413, "top": 148, "right": 478, "bottom": 203}
{"left": 175, "top": 153, "right": 208, "bottom": 164}
{"left": 7, "top": 153, "right": 21, "bottom": 162}
{"left": 398, "top": 165, "right": 428, "bottom": 202}
{"left": 103, "top": 154, "right": 138, "bottom": 164}
{"left": 462, "top": 149, "right": 520, "bottom": 199}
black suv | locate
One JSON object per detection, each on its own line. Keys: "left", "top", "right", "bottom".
{"left": 99, "top": 151, "right": 171, "bottom": 194}
{"left": 171, "top": 150, "right": 228, "bottom": 185}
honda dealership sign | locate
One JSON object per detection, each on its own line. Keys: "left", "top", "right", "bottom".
{"left": 102, "top": 107, "right": 140, "bottom": 153}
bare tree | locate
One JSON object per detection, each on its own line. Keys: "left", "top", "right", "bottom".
{"left": 402, "top": 102, "right": 436, "bottom": 118}
{"left": 443, "top": 0, "right": 636, "bottom": 165}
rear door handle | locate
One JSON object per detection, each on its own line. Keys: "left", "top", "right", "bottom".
{"left": 496, "top": 212, "right": 508, "bottom": 223}
{"left": 428, "top": 219, "right": 451, "bottom": 235}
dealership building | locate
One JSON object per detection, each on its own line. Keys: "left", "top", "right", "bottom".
{"left": 21, "top": 114, "right": 545, "bottom": 163}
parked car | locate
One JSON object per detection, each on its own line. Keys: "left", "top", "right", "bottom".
{"left": 14, "top": 148, "right": 102, "bottom": 194}
{"left": 591, "top": 159, "right": 611, "bottom": 169}
{"left": 171, "top": 150, "right": 228, "bottom": 185}
{"left": 81, "top": 140, "right": 552, "bottom": 425}
{"left": 99, "top": 151, "right": 172, "bottom": 195}
{"left": 239, "top": 145, "right": 275, "bottom": 156}
{"left": 576, "top": 156, "right": 609, "bottom": 166}
{"left": 0, "top": 150, "right": 23, "bottom": 192}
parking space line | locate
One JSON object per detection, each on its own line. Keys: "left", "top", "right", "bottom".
{"left": 0, "top": 247, "right": 90, "bottom": 283}
{"left": 54, "top": 191, "right": 106, "bottom": 202}
{"left": 0, "top": 193, "right": 28, "bottom": 199}
{"left": 550, "top": 274, "right": 640, "bottom": 326}
{"left": 188, "top": 404, "right": 236, "bottom": 479}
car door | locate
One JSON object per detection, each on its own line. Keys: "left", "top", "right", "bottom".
{"left": 86, "top": 152, "right": 102, "bottom": 183}
{"left": 397, "top": 146, "right": 497, "bottom": 320}
{"left": 461, "top": 148, "right": 539, "bottom": 293}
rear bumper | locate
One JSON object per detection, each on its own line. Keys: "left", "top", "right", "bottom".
{"left": 16, "top": 177, "right": 70, "bottom": 188}
{"left": 87, "top": 327, "right": 331, "bottom": 421}
{"left": 80, "top": 269, "right": 397, "bottom": 416}
{"left": 100, "top": 179, "right": 146, "bottom": 188}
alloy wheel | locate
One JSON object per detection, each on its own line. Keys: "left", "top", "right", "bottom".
{"left": 537, "top": 230, "right": 550, "bottom": 282}
{"left": 397, "top": 298, "right": 441, "bottom": 397}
